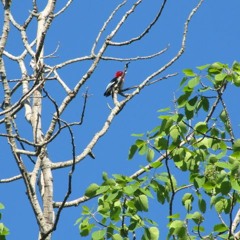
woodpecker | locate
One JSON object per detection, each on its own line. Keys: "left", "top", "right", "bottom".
{"left": 104, "top": 71, "right": 125, "bottom": 97}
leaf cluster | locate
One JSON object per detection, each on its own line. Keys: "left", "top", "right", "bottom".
{"left": 77, "top": 62, "right": 240, "bottom": 239}
{"left": 0, "top": 203, "right": 9, "bottom": 240}
{"left": 77, "top": 172, "right": 159, "bottom": 240}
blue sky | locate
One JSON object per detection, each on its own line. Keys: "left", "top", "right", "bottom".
{"left": 1, "top": 0, "right": 240, "bottom": 239}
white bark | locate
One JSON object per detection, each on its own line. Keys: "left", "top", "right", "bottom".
{"left": 0, "top": 1, "right": 214, "bottom": 239}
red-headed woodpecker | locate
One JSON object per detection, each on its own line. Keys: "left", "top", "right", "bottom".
{"left": 104, "top": 71, "right": 125, "bottom": 97}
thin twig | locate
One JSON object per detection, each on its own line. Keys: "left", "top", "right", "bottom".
{"left": 91, "top": 0, "right": 127, "bottom": 55}
{"left": 228, "top": 191, "right": 236, "bottom": 239}
{"left": 46, "top": 118, "right": 76, "bottom": 236}
{"left": 101, "top": 46, "right": 169, "bottom": 61}
{"left": 122, "top": 73, "right": 178, "bottom": 92}
{"left": 109, "top": 0, "right": 168, "bottom": 46}
{"left": 54, "top": 0, "right": 74, "bottom": 17}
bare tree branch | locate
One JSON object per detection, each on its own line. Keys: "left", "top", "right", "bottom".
{"left": 101, "top": 45, "right": 169, "bottom": 61}
{"left": 91, "top": 0, "right": 127, "bottom": 55}
{"left": 109, "top": 0, "right": 168, "bottom": 46}
{"left": 0, "top": 174, "right": 23, "bottom": 183}
{"left": 232, "top": 208, "right": 240, "bottom": 236}
{"left": 53, "top": 0, "right": 74, "bottom": 17}
{"left": 0, "top": 0, "right": 208, "bottom": 239}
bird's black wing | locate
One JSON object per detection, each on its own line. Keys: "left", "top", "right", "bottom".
{"left": 104, "top": 77, "right": 117, "bottom": 97}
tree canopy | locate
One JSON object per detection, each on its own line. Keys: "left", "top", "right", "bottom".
{"left": 76, "top": 62, "right": 240, "bottom": 240}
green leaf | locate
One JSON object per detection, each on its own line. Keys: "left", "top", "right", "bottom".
{"left": 0, "top": 203, "right": 4, "bottom": 210}
{"left": 135, "top": 139, "right": 145, "bottom": 147}
{"left": 75, "top": 216, "right": 84, "bottom": 225}
{"left": 110, "top": 204, "right": 121, "bottom": 221}
{"left": 229, "top": 151, "right": 240, "bottom": 161}
{"left": 169, "top": 220, "right": 186, "bottom": 237}
{"left": 180, "top": 76, "right": 188, "bottom": 86}
{"left": 82, "top": 205, "right": 91, "bottom": 215}
{"left": 135, "top": 194, "right": 148, "bottom": 212}
{"left": 106, "top": 225, "right": 114, "bottom": 239}
{"left": 80, "top": 218, "right": 94, "bottom": 237}
{"left": 128, "top": 144, "right": 138, "bottom": 160}
{"left": 92, "top": 229, "right": 106, "bottom": 240}
{"left": 220, "top": 181, "right": 231, "bottom": 195}
{"left": 114, "top": 175, "right": 132, "bottom": 185}
{"left": 194, "top": 122, "right": 208, "bottom": 134}
{"left": 233, "top": 139, "right": 240, "bottom": 151}
{"left": 198, "top": 198, "right": 206, "bottom": 213}
{"left": 85, "top": 183, "right": 99, "bottom": 197}
{"left": 0, "top": 222, "right": 9, "bottom": 237}
{"left": 230, "top": 178, "right": 240, "bottom": 192}
{"left": 186, "top": 96, "right": 198, "bottom": 111}
{"left": 215, "top": 162, "right": 231, "bottom": 170}
{"left": 156, "top": 173, "right": 171, "bottom": 183}
{"left": 197, "top": 64, "right": 210, "bottom": 70}
{"left": 96, "top": 186, "right": 109, "bottom": 195}
{"left": 123, "top": 184, "right": 139, "bottom": 195}
{"left": 198, "top": 86, "right": 211, "bottom": 92}
{"left": 139, "top": 187, "right": 153, "bottom": 198}
{"left": 97, "top": 199, "right": 110, "bottom": 214}
{"left": 220, "top": 110, "right": 227, "bottom": 122}
{"left": 160, "top": 118, "right": 174, "bottom": 134}
{"left": 177, "top": 92, "right": 191, "bottom": 108}
{"left": 150, "top": 180, "right": 165, "bottom": 202}
{"left": 131, "top": 133, "right": 144, "bottom": 137}
{"left": 182, "top": 194, "right": 193, "bottom": 205}
{"left": 215, "top": 73, "right": 227, "bottom": 82}
{"left": 177, "top": 121, "right": 187, "bottom": 135}
{"left": 137, "top": 142, "right": 148, "bottom": 155}
{"left": 182, "top": 193, "right": 194, "bottom": 211}
{"left": 112, "top": 234, "right": 123, "bottom": 240}
{"left": 147, "top": 148, "right": 155, "bottom": 162}
{"left": 208, "top": 62, "right": 227, "bottom": 74}
{"left": 193, "top": 225, "right": 205, "bottom": 232}
{"left": 211, "top": 128, "right": 219, "bottom": 137}
{"left": 105, "top": 191, "right": 120, "bottom": 203}
{"left": 213, "top": 223, "right": 228, "bottom": 232}
{"left": 186, "top": 211, "right": 203, "bottom": 224}
{"left": 218, "top": 233, "right": 231, "bottom": 239}
{"left": 201, "top": 97, "right": 209, "bottom": 112}
{"left": 214, "top": 199, "right": 224, "bottom": 213}
{"left": 102, "top": 172, "right": 108, "bottom": 181}
{"left": 170, "top": 126, "right": 180, "bottom": 142}
{"left": 183, "top": 86, "right": 194, "bottom": 93}
{"left": 150, "top": 161, "right": 162, "bottom": 169}
{"left": 188, "top": 77, "right": 200, "bottom": 88}
{"left": 158, "top": 107, "right": 170, "bottom": 112}
{"left": 156, "top": 138, "right": 168, "bottom": 150}
{"left": 195, "top": 137, "right": 212, "bottom": 149}
{"left": 142, "top": 227, "right": 159, "bottom": 240}
{"left": 145, "top": 218, "right": 158, "bottom": 226}
{"left": 233, "top": 75, "right": 240, "bottom": 87}
{"left": 104, "top": 178, "right": 116, "bottom": 186}
{"left": 167, "top": 213, "right": 180, "bottom": 219}
{"left": 185, "top": 109, "right": 193, "bottom": 120}
{"left": 183, "top": 69, "right": 196, "bottom": 77}
{"left": 232, "top": 61, "right": 240, "bottom": 73}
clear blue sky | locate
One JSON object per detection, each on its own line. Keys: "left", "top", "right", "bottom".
{"left": 1, "top": 0, "right": 240, "bottom": 239}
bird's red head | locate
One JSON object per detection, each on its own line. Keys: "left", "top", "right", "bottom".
{"left": 115, "top": 71, "right": 124, "bottom": 78}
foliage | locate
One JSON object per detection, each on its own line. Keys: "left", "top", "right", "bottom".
{"left": 77, "top": 173, "right": 159, "bottom": 240}
{"left": 77, "top": 62, "right": 240, "bottom": 239}
{"left": 0, "top": 203, "right": 9, "bottom": 240}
